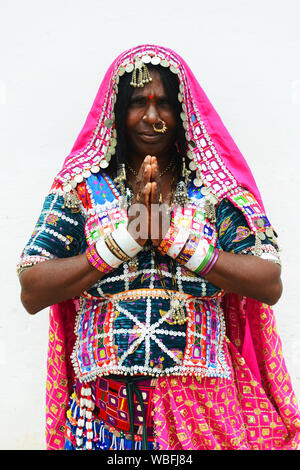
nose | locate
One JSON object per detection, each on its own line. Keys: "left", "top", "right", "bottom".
{"left": 143, "top": 102, "right": 160, "bottom": 124}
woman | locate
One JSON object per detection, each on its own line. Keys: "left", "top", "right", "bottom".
{"left": 18, "top": 44, "right": 300, "bottom": 450}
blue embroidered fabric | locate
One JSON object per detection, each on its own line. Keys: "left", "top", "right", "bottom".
{"left": 19, "top": 173, "right": 278, "bottom": 379}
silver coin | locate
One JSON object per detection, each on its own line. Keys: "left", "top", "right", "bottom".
{"left": 63, "top": 183, "right": 72, "bottom": 193}
{"left": 70, "top": 179, "right": 77, "bottom": 189}
{"left": 255, "top": 219, "right": 264, "bottom": 228}
{"left": 100, "top": 159, "right": 109, "bottom": 168}
{"left": 142, "top": 55, "right": 151, "bottom": 64}
{"left": 187, "top": 150, "right": 194, "bottom": 159}
{"left": 151, "top": 56, "right": 161, "bottom": 65}
{"left": 110, "top": 137, "right": 117, "bottom": 147}
{"left": 180, "top": 112, "right": 187, "bottom": 121}
{"left": 257, "top": 231, "right": 266, "bottom": 240}
{"left": 104, "top": 118, "right": 113, "bottom": 128}
{"left": 82, "top": 170, "right": 91, "bottom": 178}
{"left": 201, "top": 187, "right": 209, "bottom": 196}
{"left": 125, "top": 63, "right": 134, "bottom": 73}
{"left": 118, "top": 66, "right": 126, "bottom": 76}
{"left": 189, "top": 161, "right": 197, "bottom": 171}
{"left": 74, "top": 174, "right": 83, "bottom": 183}
{"left": 91, "top": 165, "right": 100, "bottom": 174}
{"left": 170, "top": 65, "right": 178, "bottom": 74}
{"left": 208, "top": 193, "right": 218, "bottom": 204}
{"left": 266, "top": 227, "right": 274, "bottom": 237}
{"left": 160, "top": 59, "right": 169, "bottom": 67}
{"left": 193, "top": 178, "right": 202, "bottom": 187}
{"left": 178, "top": 93, "right": 183, "bottom": 102}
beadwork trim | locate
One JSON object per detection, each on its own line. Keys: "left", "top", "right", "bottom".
{"left": 65, "top": 388, "right": 158, "bottom": 450}
{"left": 71, "top": 291, "right": 230, "bottom": 383}
{"left": 54, "top": 45, "right": 238, "bottom": 209}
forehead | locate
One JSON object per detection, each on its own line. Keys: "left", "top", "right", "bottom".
{"left": 131, "top": 69, "right": 166, "bottom": 97}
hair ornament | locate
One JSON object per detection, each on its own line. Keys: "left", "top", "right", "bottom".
{"left": 130, "top": 60, "right": 152, "bottom": 88}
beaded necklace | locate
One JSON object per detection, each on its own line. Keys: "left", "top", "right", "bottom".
{"left": 150, "top": 245, "right": 187, "bottom": 325}
{"left": 125, "top": 158, "right": 176, "bottom": 178}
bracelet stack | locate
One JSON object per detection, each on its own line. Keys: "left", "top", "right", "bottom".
{"left": 158, "top": 228, "right": 220, "bottom": 277}
{"left": 86, "top": 243, "right": 115, "bottom": 274}
{"left": 86, "top": 225, "right": 142, "bottom": 273}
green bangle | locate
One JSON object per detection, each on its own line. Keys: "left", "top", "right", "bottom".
{"left": 194, "top": 244, "right": 214, "bottom": 274}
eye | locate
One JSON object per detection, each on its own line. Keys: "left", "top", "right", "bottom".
{"left": 157, "top": 97, "right": 170, "bottom": 107}
{"left": 130, "top": 96, "right": 147, "bottom": 107}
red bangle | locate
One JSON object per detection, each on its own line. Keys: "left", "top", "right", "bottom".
{"left": 86, "top": 243, "right": 114, "bottom": 274}
{"left": 157, "top": 224, "right": 180, "bottom": 256}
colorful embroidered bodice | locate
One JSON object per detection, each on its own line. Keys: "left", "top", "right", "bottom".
{"left": 19, "top": 172, "right": 278, "bottom": 381}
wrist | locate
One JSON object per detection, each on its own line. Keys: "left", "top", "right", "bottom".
{"left": 86, "top": 224, "right": 143, "bottom": 273}
{"left": 158, "top": 226, "right": 220, "bottom": 276}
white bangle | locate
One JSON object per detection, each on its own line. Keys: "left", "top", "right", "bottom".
{"left": 111, "top": 224, "right": 143, "bottom": 258}
{"left": 185, "top": 238, "right": 210, "bottom": 272}
{"left": 167, "top": 228, "right": 190, "bottom": 259}
{"left": 95, "top": 239, "right": 123, "bottom": 269}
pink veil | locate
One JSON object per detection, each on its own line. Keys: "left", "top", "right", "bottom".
{"left": 45, "top": 45, "right": 300, "bottom": 450}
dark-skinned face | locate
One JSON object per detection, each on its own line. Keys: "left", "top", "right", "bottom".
{"left": 125, "top": 70, "right": 177, "bottom": 161}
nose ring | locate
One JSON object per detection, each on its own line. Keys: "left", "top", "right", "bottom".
{"left": 153, "top": 119, "right": 167, "bottom": 134}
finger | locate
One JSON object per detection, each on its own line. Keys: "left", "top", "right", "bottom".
{"left": 134, "top": 159, "right": 151, "bottom": 202}
{"left": 150, "top": 181, "right": 160, "bottom": 205}
{"left": 150, "top": 160, "right": 162, "bottom": 204}
{"left": 140, "top": 181, "right": 151, "bottom": 207}
{"left": 150, "top": 156, "right": 159, "bottom": 181}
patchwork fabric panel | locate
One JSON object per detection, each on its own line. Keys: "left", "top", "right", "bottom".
{"left": 226, "top": 188, "right": 278, "bottom": 248}
{"left": 18, "top": 192, "right": 85, "bottom": 266}
{"left": 71, "top": 295, "right": 230, "bottom": 381}
{"left": 172, "top": 204, "right": 217, "bottom": 244}
{"left": 216, "top": 198, "right": 277, "bottom": 254}
{"left": 89, "top": 376, "right": 155, "bottom": 436}
{"left": 85, "top": 208, "right": 127, "bottom": 245}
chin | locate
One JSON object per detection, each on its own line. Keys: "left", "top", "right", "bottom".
{"left": 141, "top": 141, "right": 172, "bottom": 156}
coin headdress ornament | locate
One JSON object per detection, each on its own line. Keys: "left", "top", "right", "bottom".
{"left": 130, "top": 60, "right": 152, "bottom": 88}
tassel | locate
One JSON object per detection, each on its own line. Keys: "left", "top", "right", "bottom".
{"left": 119, "top": 432, "right": 125, "bottom": 450}
{"left": 254, "top": 231, "right": 263, "bottom": 256}
{"left": 110, "top": 433, "right": 117, "bottom": 450}
{"left": 62, "top": 190, "right": 81, "bottom": 210}
{"left": 204, "top": 192, "right": 218, "bottom": 223}
{"left": 130, "top": 61, "right": 152, "bottom": 88}
{"left": 114, "top": 163, "right": 127, "bottom": 208}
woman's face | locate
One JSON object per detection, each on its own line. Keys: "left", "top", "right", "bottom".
{"left": 125, "top": 69, "right": 178, "bottom": 160}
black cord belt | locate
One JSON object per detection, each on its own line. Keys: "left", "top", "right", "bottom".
{"left": 108, "top": 374, "right": 152, "bottom": 450}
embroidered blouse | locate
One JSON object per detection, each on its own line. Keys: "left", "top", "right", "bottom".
{"left": 18, "top": 172, "right": 280, "bottom": 382}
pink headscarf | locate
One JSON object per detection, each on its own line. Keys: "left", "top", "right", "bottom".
{"left": 54, "top": 44, "right": 263, "bottom": 207}
{"left": 46, "top": 45, "right": 300, "bottom": 450}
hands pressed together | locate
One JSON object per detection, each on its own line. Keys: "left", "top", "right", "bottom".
{"left": 127, "top": 155, "right": 171, "bottom": 247}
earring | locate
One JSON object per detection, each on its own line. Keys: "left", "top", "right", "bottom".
{"left": 114, "top": 163, "right": 128, "bottom": 208}
{"left": 173, "top": 156, "right": 190, "bottom": 206}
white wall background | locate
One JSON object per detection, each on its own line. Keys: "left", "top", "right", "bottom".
{"left": 0, "top": 0, "right": 299, "bottom": 449}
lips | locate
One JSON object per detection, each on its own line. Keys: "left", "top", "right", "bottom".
{"left": 139, "top": 133, "right": 162, "bottom": 142}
